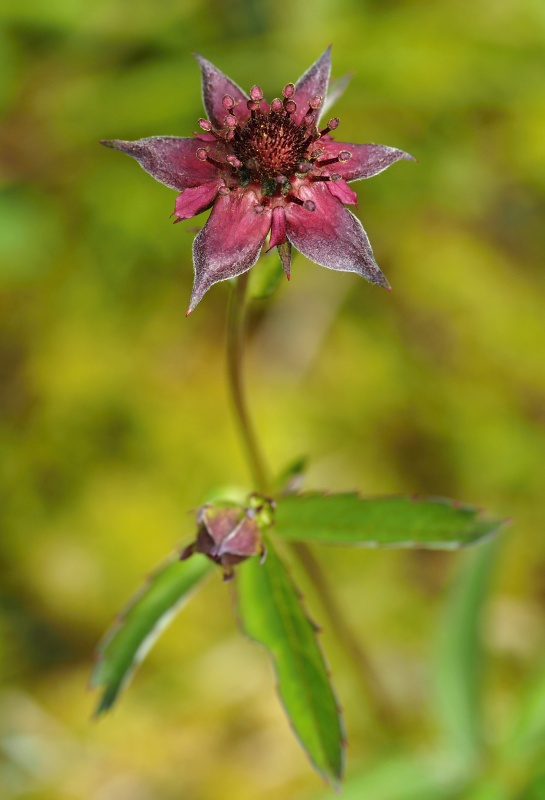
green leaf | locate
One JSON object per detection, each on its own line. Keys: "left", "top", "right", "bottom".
{"left": 236, "top": 541, "right": 344, "bottom": 785}
{"left": 433, "top": 540, "right": 498, "bottom": 772}
{"left": 505, "top": 659, "right": 545, "bottom": 760}
{"left": 312, "top": 754, "right": 452, "bottom": 800}
{"left": 273, "top": 493, "right": 506, "bottom": 548}
{"left": 91, "top": 553, "right": 212, "bottom": 715}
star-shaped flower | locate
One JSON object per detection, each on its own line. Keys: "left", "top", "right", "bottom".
{"left": 102, "top": 47, "right": 413, "bottom": 313}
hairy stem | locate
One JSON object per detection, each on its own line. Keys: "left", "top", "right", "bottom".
{"left": 226, "top": 272, "right": 270, "bottom": 492}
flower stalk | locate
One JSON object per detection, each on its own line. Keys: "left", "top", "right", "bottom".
{"left": 226, "top": 272, "right": 270, "bottom": 492}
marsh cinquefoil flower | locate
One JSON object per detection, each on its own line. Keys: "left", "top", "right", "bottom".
{"left": 102, "top": 47, "right": 413, "bottom": 313}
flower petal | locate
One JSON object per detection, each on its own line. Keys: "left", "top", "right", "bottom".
{"left": 268, "top": 206, "right": 287, "bottom": 249}
{"left": 195, "top": 54, "right": 249, "bottom": 128}
{"left": 174, "top": 181, "right": 221, "bottom": 221}
{"left": 189, "top": 190, "right": 271, "bottom": 312}
{"left": 285, "top": 183, "right": 389, "bottom": 288}
{"left": 100, "top": 137, "right": 216, "bottom": 191}
{"left": 293, "top": 46, "right": 331, "bottom": 124}
{"left": 320, "top": 141, "right": 415, "bottom": 182}
{"left": 326, "top": 179, "right": 358, "bottom": 205}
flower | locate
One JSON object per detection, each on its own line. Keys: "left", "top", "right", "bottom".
{"left": 181, "top": 497, "right": 273, "bottom": 580}
{"left": 102, "top": 47, "right": 414, "bottom": 314}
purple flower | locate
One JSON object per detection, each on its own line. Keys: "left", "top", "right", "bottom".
{"left": 102, "top": 47, "right": 413, "bottom": 313}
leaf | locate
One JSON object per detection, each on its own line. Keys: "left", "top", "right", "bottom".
{"left": 236, "top": 540, "right": 344, "bottom": 785}
{"left": 505, "top": 658, "right": 545, "bottom": 760}
{"left": 433, "top": 540, "right": 499, "bottom": 772}
{"left": 312, "top": 754, "right": 452, "bottom": 800}
{"left": 273, "top": 493, "right": 506, "bottom": 549}
{"left": 91, "top": 553, "right": 212, "bottom": 715}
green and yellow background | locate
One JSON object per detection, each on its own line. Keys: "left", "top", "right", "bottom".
{"left": 1, "top": 0, "right": 545, "bottom": 797}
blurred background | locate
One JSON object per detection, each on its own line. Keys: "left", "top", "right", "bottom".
{"left": 1, "top": 0, "right": 545, "bottom": 798}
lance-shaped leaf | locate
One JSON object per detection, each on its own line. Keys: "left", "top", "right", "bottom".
{"left": 236, "top": 541, "right": 344, "bottom": 785}
{"left": 273, "top": 493, "right": 506, "bottom": 549}
{"left": 433, "top": 540, "right": 498, "bottom": 772}
{"left": 91, "top": 554, "right": 212, "bottom": 715}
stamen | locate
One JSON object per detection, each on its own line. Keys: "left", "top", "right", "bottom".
{"left": 195, "top": 148, "right": 224, "bottom": 169}
{"left": 297, "top": 162, "right": 313, "bottom": 173}
{"left": 224, "top": 113, "right": 237, "bottom": 128}
{"left": 286, "top": 194, "right": 316, "bottom": 211}
{"left": 250, "top": 85, "right": 263, "bottom": 101}
{"left": 271, "top": 98, "right": 283, "bottom": 113}
{"left": 303, "top": 112, "right": 315, "bottom": 127}
{"left": 309, "top": 95, "right": 323, "bottom": 110}
{"left": 283, "top": 83, "right": 295, "bottom": 99}
{"left": 319, "top": 117, "right": 340, "bottom": 137}
{"left": 218, "top": 186, "right": 231, "bottom": 195}
{"left": 222, "top": 95, "right": 235, "bottom": 110}
{"left": 316, "top": 151, "right": 351, "bottom": 167}
{"left": 310, "top": 173, "right": 342, "bottom": 182}
{"left": 253, "top": 204, "right": 266, "bottom": 214}
{"left": 309, "top": 149, "right": 323, "bottom": 160}
{"left": 247, "top": 99, "right": 260, "bottom": 113}
{"left": 284, "top": 100, "right": 296, "bottom": 115}
{"left": 198, "top": 119, "right": 212, "bottom": 131}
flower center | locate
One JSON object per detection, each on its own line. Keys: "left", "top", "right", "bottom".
{"left": 231, "top": 112, "right": 309, "bottom": 179}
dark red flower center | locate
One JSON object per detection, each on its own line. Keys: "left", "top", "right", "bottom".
{"left": 231, "top": 112, "right": 309, "bottom": 179}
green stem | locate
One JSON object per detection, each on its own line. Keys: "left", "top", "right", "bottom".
{"left": 225, "top": 272, "right": 398, "bottom": 730}
{"left": 226, "top": 272, "right": 270, "bottom": 492}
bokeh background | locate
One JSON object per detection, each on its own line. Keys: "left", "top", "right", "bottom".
{"left": 2, "top": 0, "right": 545, "bottom": 798}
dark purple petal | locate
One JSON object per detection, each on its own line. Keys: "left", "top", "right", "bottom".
{"left": 174, "top": 181, "right": 221, "bottom": 220}
{"left": 293, "top": 46, "right": 331, "bottom": 124}
{"left": 189, "top": 190, "right": 271, "bottom": 312}
{"left": 326, "top": 179, "right": 358, "bottom": 205}
{"left": 195, "top": 54, "right": 249, "bottom": 128}
{"left": 100, "top": 136, "right": 216, "bottom": 191}
{"left": 285, "top": 183, "right": 389, "bottom": 288}
{"left": 320, "top": 141, "right": 415, "bottom": 182}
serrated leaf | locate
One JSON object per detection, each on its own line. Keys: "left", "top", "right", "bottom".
{"left": 273, "top": 493, "right": 506, "bottom": 548}
{"left": 434, "top": 540, "right": 498, "bottom": 771}
{"left": 91, "top": 553, "right": 212, "bottom": 715}
{"left": 236, "top": 541, "right": 344, "bottom": 785}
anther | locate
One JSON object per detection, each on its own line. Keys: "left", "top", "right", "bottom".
{"left": 271, "top": 98, "right": 283, "bottom": 113}
{"left": 253, "top": 204, "right": 266, "bottom": 214}
{"left": 222, "top": 95, "right": 235, "bottom": 110}
{"left": 283, "top": 83, "right": 295, "bottom": 99}
{"left": 338, "top": 150, "right": 351, "bottom": 162}
{"left": 284, "top": 100, "right": 296, "bottom": 115}
{"left": 198, "top": 119, "right": 212, "bottom": 131}
{"left": 250, "top": 85, "right": 263, "bottom": 101}
{"left": 309, "top": 95, "right": 323, "bottom": 110}
{"left": 309, "top": 149, "right": 323, "bottom": 160}
{"left": 218, "top": 185, "right": 231, "bottom": 195}
{"left": 297, "top": 162, "right": 313, "bottom": 173}
{"left": 247, "top": 99, "right": 261, "bottom": 114}
{"left": 286, "top": 194, "right": 316, "bottom": 210}
{"left": 226, "top": 155, "right": 243, "bottom": 168}
{"left": 303, "top": 112, "right": 315, "bottom": 127}
{"left": 303, "top": 200, "right": 316, "bottom": 212}
{"left": 224, "top": 113, "right": 237, "bottom": 128}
